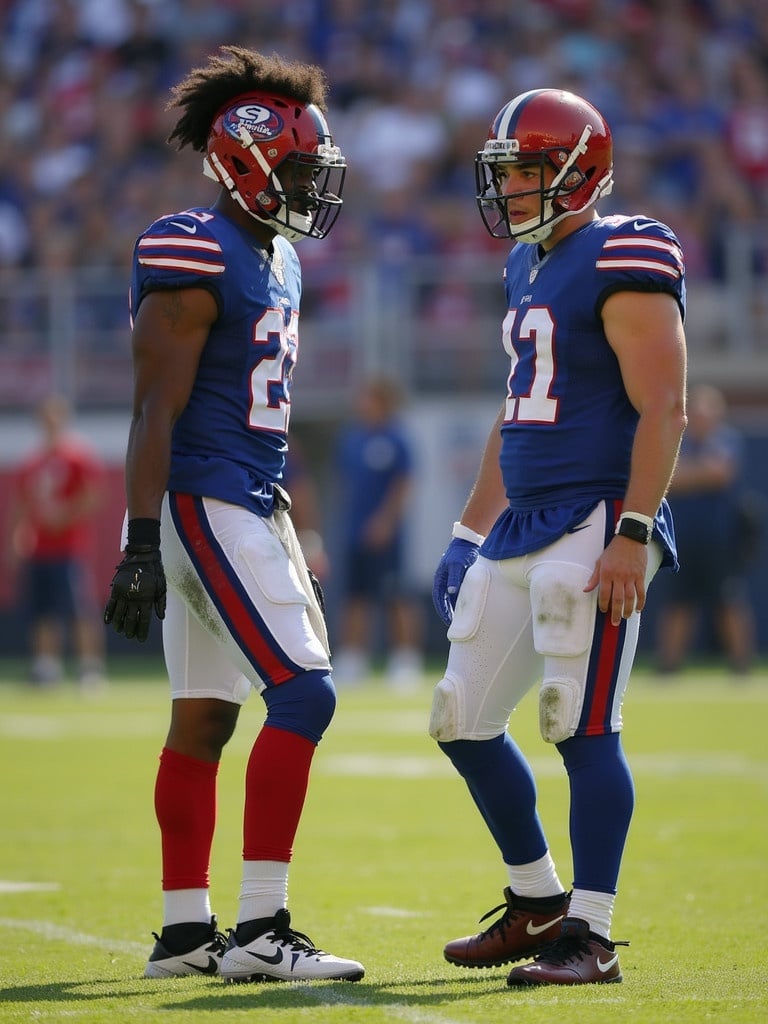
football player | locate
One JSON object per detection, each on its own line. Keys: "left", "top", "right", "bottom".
{"left": 104, "top": 46, "right": 364, "bottom": 983}
{"left": 430, "top": 89, "right": 687, "bottom": 986}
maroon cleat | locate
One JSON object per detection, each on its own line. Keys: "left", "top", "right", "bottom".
{"left": 507, "top": 917, "right": 628, "bottom": 986}
{"left": 444, "top": 888, "right": 570, "bottom": 968}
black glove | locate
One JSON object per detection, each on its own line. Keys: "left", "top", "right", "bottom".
{"left": 104, "top": 519, "right": 166, "bottom": 642}
{"left": 307, "top": 568, "right": 327, "bottom": 622}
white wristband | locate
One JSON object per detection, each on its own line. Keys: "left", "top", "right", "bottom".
{"left": 617, "top": 511, "right": 655, "bottom": 531}
{"left": 452, "top": 521, "right": 486, "bottom": 546}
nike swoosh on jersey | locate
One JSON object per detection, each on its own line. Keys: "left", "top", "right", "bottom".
{"left": 596, "top": 953, "right": 619, "bottom": 973}
{"left": 525, "top": 915, "right": 564, "bottom": 936}
{"left": 246, "top": 947, "right": 284, "bottom": 965}
{"left": 182, "top": 956, "right": 219, "bottom": 975}
{"left": 170, "top": 220, "right": 198, "bottom": 234}
{"left": 632, "top": 221, "right": 654, "bottom": 231}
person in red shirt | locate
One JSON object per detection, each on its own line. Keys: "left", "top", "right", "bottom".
{"left": 8, "top": 395, "right": 107, "bottom": 688}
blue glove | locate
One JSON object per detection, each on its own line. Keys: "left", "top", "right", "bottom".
{"left": 432, "top": 537, "right": 480, "bottom": 627}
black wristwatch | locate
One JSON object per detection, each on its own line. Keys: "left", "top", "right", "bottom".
{"left": 614, "top": 514, "right": 652, "bottom": 545}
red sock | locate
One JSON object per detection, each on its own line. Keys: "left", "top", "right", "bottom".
{"left": 243, "top": 725, "right": 316, "bottom": 861}
{"left": 155, "top": 747, "right": 218, "bottom": 890}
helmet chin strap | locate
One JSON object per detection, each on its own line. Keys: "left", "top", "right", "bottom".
{"left": 514, "top": 213, "right": 556, "bottom": 245}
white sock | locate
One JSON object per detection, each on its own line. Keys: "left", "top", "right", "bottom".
{"left": 32, "top": 655, "right": 62, "bottom": 683}
{"left": 237, "top": 860, "right": 289, "bottom": 924}
{"left": 332, "top": 648, "right": 370, "bottom": 685}
{"left": 567, "top": 888, "right": 615, "bottom": 940}
{"left": 506, "top": 851, "right": 565, "bottom": 898}
{"left": 163, "top": 888, "right": 212, "bottom": 927}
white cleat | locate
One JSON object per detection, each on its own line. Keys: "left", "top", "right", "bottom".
{"left": 220, "top": 909, "right": 365, "bottom": 983}
{"left": 143, "top": 916, "right": 227, "bottom": 978}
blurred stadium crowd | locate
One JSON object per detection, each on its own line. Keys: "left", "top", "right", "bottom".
{"left": 1, "top": 0, "right": 767, "bottom": 286}
{"left": 2, "top": 0, "right": 768, "bottom": 665}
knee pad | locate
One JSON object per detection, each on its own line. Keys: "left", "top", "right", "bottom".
{"left": 262, "top": 669, "right": 336, "bottom": 744}
{"left": 429, "top": 676, "right": 463, "bottom": 742}
{"left": 529, "top": 562, "right": 593, "bottom": 657}
{"left": 539, "top": 675, "right": 582, "bottom": 744}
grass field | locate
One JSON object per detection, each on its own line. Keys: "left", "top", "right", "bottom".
{"left": 0, "top": 658, "right": 766, "bottom": 1023}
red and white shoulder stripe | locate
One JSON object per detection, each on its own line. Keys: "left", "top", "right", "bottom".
{"left": 137, "top": 231, "right": 225, "bottom": 275}
{"left": 596, "top": 224, "right": 683, "bottom": 280}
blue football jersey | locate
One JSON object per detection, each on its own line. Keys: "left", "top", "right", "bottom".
{"left": 335, "top": 422, "right": 414, "bottom": 544}
{"left": 482, "top": 214, "right": 685, "bottom": 563}
{"left": 130, "top": 207, "right": 302, "bottom": 515}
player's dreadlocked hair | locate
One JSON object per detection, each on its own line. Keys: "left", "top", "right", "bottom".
{"left": 167, "top": 46, "right": 330, "bottom": 153}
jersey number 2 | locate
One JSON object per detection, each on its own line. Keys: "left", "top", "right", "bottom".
{"left": 249, "top": 307, "right": 298, "bottom": 433}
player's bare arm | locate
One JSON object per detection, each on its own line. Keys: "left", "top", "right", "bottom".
{"left": 585, "top": 289, "right": 687, "bottom": 624}
{"left": 126, "top": 287, "right": 217, "bottom": 520}
{"left": 432, "top": 405, "right": 508, "bottom": 626}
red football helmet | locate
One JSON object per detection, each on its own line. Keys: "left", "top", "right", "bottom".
{"left": 203, "top": 91, "right": 346, "bottom": 242}
{"left": 475, "top": 89, "right": 613, "bottom": 244}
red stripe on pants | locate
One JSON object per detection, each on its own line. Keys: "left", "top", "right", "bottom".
{"left": 172, "top": 493, "right": 294, "bottom": 683}
{"left": 584, "top": 616, "right": 620, "bottom": 735}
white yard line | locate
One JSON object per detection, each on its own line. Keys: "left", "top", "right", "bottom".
{"left": 0, "top": 881, "right": 60, "bottom": 893}
{"left": 0, "top": 713, "right": 161, "bottom": 739}
{"left": 317, "top": 751, "right": 768, "bottom": 780}
{"left": 0, "top": 916, "right": 146, "bottom": 956}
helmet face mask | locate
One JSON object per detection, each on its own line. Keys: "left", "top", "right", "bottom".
{"left": 475, "top": 89, "right": 613, "bottom": 244}
{"left": 262, "top": 151, "right": 344, "bottom": 241}
{"left": 204, "top": 92, "right": 346, "bottom": 242}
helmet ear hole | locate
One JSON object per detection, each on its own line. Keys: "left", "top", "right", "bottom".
{"left": 232, "top": 156, "right": 249, "bottom": 175}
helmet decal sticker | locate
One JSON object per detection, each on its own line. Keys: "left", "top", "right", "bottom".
{"left": 223, "top": 103, "right": 284, "bottom": 142}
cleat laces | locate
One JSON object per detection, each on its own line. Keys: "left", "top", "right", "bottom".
{"left": 234, "top": 909, "right": 327, "bottom": 957}
{"left": 536, "top": 933, "right": 629, "bottom": 966}
{"left": 274, "top": 915, "right": 327, "bottom": 956}
{"left": 476, "top": 900, "right": 521, "bottom": 939}
{"left": 207, "top": 928, "right": 229, "bottom": 955}
{"left": 536, "top": 933, "right": 592, "bottom": 966}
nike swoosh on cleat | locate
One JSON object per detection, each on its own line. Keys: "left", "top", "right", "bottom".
{"left": 525, "top": 916, "right": 564, "bottom": 936}
{"left": 597, "top": 954, "right": 619, "bottom": 973}
{"left": 182, "top": 956, "right": 219, "bottom": 975}
{"left": 170, "top": 220, "right": 198, "bottom": 234}
{"left": 246, "top": 948, "right": 284, "bottom": 966}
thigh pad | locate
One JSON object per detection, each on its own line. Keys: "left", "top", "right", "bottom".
{"left": 446, "top": 560, "right": 491, "bottom": 643}
{"left": 529, "top": 561, "right": 594, "bottom": 657}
